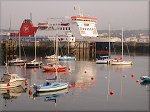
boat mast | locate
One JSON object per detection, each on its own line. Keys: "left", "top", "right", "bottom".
{"left": 68, "top": 39, "right": 69, "bottom": 56}
{"left": 55, "top": 20, "right": 59, "bottom": 81}
{"left": 108, "top": 24, "right": 111, "bottom": 58}
{"left": 35, "top": 34, "right": 36, "bottom": 60}
{"left": 121, "top": 27, "right": 123, "bottom": 59}
{"left": 55, "top": 32, "right": 58, "bottom": 65}
{"left": 19, "top": 32, "right": 21, "bottom": 59}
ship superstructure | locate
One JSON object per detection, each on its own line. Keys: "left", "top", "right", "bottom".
{"left": 36, "top": 13, "right": 99, "bottom": 41}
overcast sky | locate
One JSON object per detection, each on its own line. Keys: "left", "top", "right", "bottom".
{"left": 0, "top": 0, "right": 149, "bottom": 30}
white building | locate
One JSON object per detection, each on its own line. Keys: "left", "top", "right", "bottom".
{"left": 125, "top": 37, "right": 137, "bottom": 42}
{"left": 138, "top": 36, "right": 149, "bottom": 43}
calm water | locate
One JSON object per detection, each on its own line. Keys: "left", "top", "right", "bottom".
{"left": 0, "top": 55, "right": 149, "bottom": 111}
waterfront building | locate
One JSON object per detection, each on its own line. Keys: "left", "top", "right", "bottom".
{"left": 138, "top": 36, "right": 149, "bottom": 43}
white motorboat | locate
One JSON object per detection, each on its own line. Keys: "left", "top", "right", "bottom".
{"left": 0, "top": 73, "right": 26, "bottom": 89}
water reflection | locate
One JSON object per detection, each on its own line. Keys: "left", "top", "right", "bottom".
{"left": 1, "top": 86, "right": 27, "bottom": 108}
{"left": 32, "top": 88, "right": 68, "bottom": 103}
{"left": 140, "top": 81, "right": 150, "bottom": 86}
{"left": 69, "top": 61, "right": 96, "bottom": 91}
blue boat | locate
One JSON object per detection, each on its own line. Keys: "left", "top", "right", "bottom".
{"left": 33, "top": 81, "right": 68, "bottom": 92}
{"left": 140, "top": 76, "right": 150, "bottom": 82}
{"left": 33, "top": 31, "right": 69, "bottom": 93}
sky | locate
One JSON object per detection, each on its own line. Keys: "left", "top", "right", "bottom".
{"left": 0, "top": 0, "right": 149, "bottom": 30}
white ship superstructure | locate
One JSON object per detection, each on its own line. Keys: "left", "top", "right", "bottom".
{"left": 36, "top": 14, "right": 99, "bottom": 41}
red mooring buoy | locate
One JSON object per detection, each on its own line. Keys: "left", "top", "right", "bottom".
{"left": 109, "top": 91, "right": 114, "bottom": 95}
{"left": 131, "top": 73, "right": 134, "bottom": 78}
{"left": 29, "top": 89, "right": 32, "bottom": 95}
{"left": 91, "top": 77, "right": 94, "bottom": 80}
{"left": 7, "top": 90, "right": 10, "bottom": 93}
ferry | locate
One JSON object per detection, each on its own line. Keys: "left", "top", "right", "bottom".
{"left": 36, "top": 9, "right": 99, "bottom": 41}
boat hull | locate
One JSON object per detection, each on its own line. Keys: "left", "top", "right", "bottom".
{"left": 25, "top": 62, "right": 42, "bottom": 68}
{"left": 59, "top": 56, "right": 76, "bottom": 61}
{"left": 96, "top": 59, "right": 113, "bottom": 64}
{"left": 42, "top": 65, "right": 66, "bottom": 72}
{"left": 34, "top": 83, "right": 68, "bottom": 92}
{"left": 110, "top": 60, "right": 133, "bottom": 65}
{"left": 0, "top": 80, "right": 25, "bottom": 89}
{"left": 8, "top": 59, "right": 26, "bottom": 66}
{"left": 45, "top": 55, "right": 61, "bottom": 60}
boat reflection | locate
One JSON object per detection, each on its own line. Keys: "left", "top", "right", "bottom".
{"left": 60, "top": 61, "right": 76, "bottom": 71}
{"left": 69, "top": 61, "right": 96, "bottom": 90}
{"left": 0, "top": 86, "right": 27, "bottom": 107}
{"left": 140, "top": 81, "right": 150, "bottom": 86}
{"left": 32, "top": 88, "right": 68, "bottom": 102}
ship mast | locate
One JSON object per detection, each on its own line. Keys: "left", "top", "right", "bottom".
{"left": 74, "top": 5, "right": 83, "bottom": 16}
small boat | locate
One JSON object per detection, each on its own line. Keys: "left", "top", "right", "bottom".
{"left": 45, "top": 54, "right": 61, "bottom": 60}
{"left": 0, "top": 72, "right": 26, "bottom": 89}
{"left": 25, "top": 59, "right": 42, "bottom": 68}
{"left": 110, "top": 28, "right": 133, "bottom": 65}
{"left": 42, "top": 63, "right": 66, "bottom": 72}
{"left": 110, "top": 59, "right": 133, "bottom": 65}
{"left": 96, "top": 24, "right": 114, "bottom": 64}
{"left": 8, "top": 58, "right": 27, "bottom": 66}
{"left": 33, "top": 88, "right": 68, "bottom": 97}
{"left": 26, "top": 34, "right": 42, "bottom": 68}
{"left": 0, "top": 85, "right": 26, "bottom": 94}
{"left": 34, "top": 33, "right": 69, "bottom": 93}
{"left": 33, "top": 81, "right": 68, "bottom": 92}
{"left": 140, "top": 76, "right": 150, "bottom": 82}
{"left": 59, "top": 55, "right": 76, "bottom": 61}
{"left": 96, "top": 56, "right": 113, "bottom": 64}
{"left": 8, "top": 33, "right": 27, "bottom": 66}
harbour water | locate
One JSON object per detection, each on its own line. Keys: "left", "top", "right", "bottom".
{"left": 0, "top": 55, "right": 149, "bottom": 111}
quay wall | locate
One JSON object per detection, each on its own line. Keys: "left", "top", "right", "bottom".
{"left": 0, "top": 39, "right": 149, "bottom": 64}
{"left": 112, "top": 42, "right": 149, "bottom": 55}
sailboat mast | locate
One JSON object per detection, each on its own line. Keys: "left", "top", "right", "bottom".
{"left": 55, "top": 21, "right": 59, "bottom": 81}
{"left": 56, "top": 34, "right": 58, "bottom": 65}
{"left": 68, "top": 38, "right": 69, "bottom": 55}
{"left": 35, "top": 34, "right": 36, "bottom": 60}
{"left": 122, "top": 27, "right": 124, "bottom": 59}
{"left": 108, "top": 24, "right": 111, "bottom": 58}
{"left": 19, "top": 33, "right": 21, "bottom": 59}
{"left": 55, "top": 21, "right": 59, "bottom": 66}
